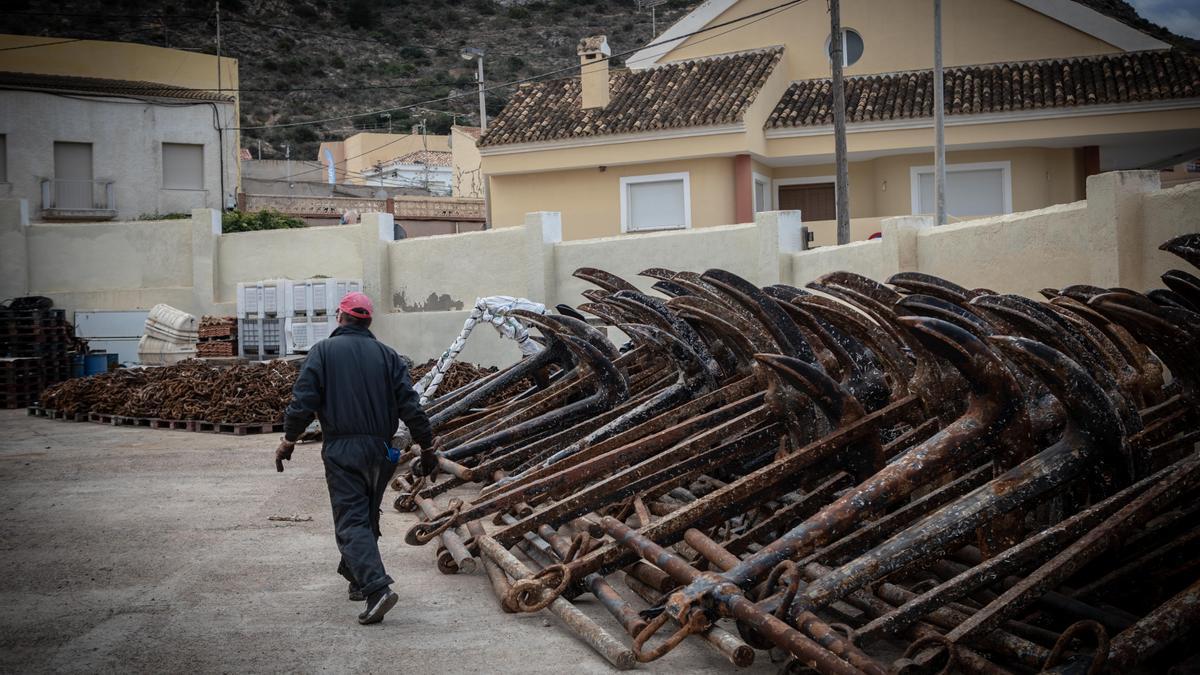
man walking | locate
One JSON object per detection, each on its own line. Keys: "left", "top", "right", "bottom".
{"left": 274, "top": 291, "right": 441, "bottom": 624}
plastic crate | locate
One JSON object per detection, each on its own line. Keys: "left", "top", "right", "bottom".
{"left": 238, "top": 317, "right": 288, "bottom": 359}
{"left": 236, "top": 280, "right": 293, "bottom": 318}
{"left": 288, "top": 317, "right": 334, "bottom": 352}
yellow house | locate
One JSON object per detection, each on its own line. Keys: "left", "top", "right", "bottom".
{"left": 479, "top": 0, "right": 1200, "bottom": 243}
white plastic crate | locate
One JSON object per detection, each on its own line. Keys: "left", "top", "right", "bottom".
{"left": 236, "top": 280, "right": 293, "bottom": 318}
{"left": 238, "top": 317, "right": 288, "bottom": 359}
{"left": 306, "top": 278, "right": 363, "bottom": 315}
{"left": 288, "top": 316, "right": 334, "bottom": 352}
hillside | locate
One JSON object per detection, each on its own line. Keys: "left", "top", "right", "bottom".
{"left": 3, "top": 0, "right": 698, "bottom": 160}
{"left": 5, "top": 0, "right": 1194, "bottom": 163}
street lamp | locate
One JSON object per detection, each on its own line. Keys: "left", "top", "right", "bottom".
{"left": 460, "top": 47, "right": 487, "bottom": 131}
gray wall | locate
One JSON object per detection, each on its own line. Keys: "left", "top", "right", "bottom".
{"left": 0, "top": 90, "right": 237, "bottom": 220}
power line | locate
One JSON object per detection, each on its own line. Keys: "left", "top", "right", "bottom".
{"left": 233, "top": 0, "right": 810, "bottom": 131}
{"left": 0, "top": 38, "right": 85, "bottom": 52}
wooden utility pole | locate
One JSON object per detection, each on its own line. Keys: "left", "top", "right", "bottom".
{"left": 829, "top": 0, "right": 850, "bottom": 245}
{"left": 933, "top": 0, "right": 947, "bottom": 225}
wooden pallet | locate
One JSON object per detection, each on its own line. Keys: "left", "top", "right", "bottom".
{"left": 151, "top": 418, "right": 196, "bottom": 431}
{"left": 26, "top": 407, "right": 86, "bottom": 421}
{"left": 88, "top": 412, "right": 116, "bottom": 425}
{"left": 196, "top": 420, "right": 284, "bottom": 436}
{"left": 112, "top": 415, "right": 154, "bottom": 428}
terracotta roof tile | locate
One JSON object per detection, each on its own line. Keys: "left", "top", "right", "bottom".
{"left": 479, "top": 47, "right": 783, "bottom": 147}
{"left": 0, "top": 70, "right": 234, "bottom": 102}
{"left": 767, "top": 50, "right": 1200, "bottom": 128}
{"left": 394, "top": 150, "right": 452, "bottom": 167}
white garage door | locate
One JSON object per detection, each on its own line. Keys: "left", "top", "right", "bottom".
{"left": 914, "top": 162, "right": 1011, "bottom": 217}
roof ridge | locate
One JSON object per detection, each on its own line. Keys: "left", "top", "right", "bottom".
{"left": 767, "top": 47, "right": 1200, "bottom": 129}
{"left": 786, "top": 48, "right": 1187, "bottom": 86}
{"left": 644, "top": 44, "right": 786, "bottom": 70}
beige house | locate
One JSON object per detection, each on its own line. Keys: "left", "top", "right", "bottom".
{"left": 479, "top": 0, "right": 1200, "bottom": 243}
{"left": 0, "top": 35, "right": 239, "bottom": 221}
{"left": 451, "top": 126, "right": 484, "bottom": 199}
{"left": 318, "top": 132, "right": 451, "bottom": 187}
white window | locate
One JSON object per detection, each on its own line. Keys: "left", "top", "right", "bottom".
{"left": 0, "top": 134, "right": 6, "bottom": 183}
{"left": 752, "top": 172, "right": 772, "bottom": 213}
{"left": 910, "top": 161, "right": 1012, "bottom": 217}
{"left": 826, "top": 28, "right": 864, "bottom": 67}
{"left": 620, "top": 172, "right": 691, "bottom": 233}
{"left": 162, "top": 143, "right": 204, "bottom": 190}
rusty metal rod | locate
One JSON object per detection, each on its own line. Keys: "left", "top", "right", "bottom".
{"left": 476, "top": 535, "right": 637, "bottom": 671}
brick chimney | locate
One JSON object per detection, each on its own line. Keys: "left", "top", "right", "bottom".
{"left": 578, "top": 35, "right": 611, "bottom": 110}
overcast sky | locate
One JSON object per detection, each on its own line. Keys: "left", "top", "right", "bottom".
{"left": 1128, "top": 0, "right": 1200, "bottom": 39}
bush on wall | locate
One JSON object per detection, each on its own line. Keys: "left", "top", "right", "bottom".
{"left": 221, "top": 209, "right": 307, "bottom": 233}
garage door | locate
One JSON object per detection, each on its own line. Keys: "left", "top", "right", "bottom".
{"left": 914, "top": 163, "right": 1011, "bottom": 217}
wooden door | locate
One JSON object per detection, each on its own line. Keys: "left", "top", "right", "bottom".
{"left": 778, "top": 183, "right": 835, "bottom": 221}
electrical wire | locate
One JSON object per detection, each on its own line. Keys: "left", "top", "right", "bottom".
{"left": 0, "top": 38, "right": 88, "bottom": 52}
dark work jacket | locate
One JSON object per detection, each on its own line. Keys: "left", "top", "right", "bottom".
{"left": 282, "top": 324, "right": 433, "bottom": 447}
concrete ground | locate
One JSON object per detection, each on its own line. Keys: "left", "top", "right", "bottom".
{"left": 0, "top": 410, "right": 777, "bottom": 674}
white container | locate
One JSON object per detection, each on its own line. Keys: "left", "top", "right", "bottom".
{"left": 236, "top": 280, "right": 293, "bottom": 318}
{"left": 288, "top": 316, "right": 334, "bottom": 352}
{"left": 306, "top": 278, "right": 363, "bottom": 315}
{"left": 238, "top": 317, "right": 288, "bottom": 359}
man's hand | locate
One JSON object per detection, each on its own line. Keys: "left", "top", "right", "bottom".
{"left": 275, "top": 438, "right": 296, "bottom": 472}
{"left": 411, "top": 437, "right": 443, "bottom": 483}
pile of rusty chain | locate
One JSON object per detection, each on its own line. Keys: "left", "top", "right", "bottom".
{"left": 39, "top": 359, "right": 299, "bottom": 423}
{"left": 412, "top": 359, "right": 535, "bottom": 403}
{"left": 396, "top": 234, "right": 1200, "bottom": 673}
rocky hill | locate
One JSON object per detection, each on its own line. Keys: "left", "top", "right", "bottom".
{"left": 3, "top": 0, "right": 698, "bottom": 159}
{"left": 6, "top": 0, "right": 1193, "bottom": 162}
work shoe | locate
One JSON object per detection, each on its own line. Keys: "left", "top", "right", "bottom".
{"left": 357, "top": 588, "right": 398, "bottom": 625}
{"left": 347, "top": 582, "right": 364, "bottom": 602}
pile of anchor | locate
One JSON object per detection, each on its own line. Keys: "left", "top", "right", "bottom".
{"left": 394, "top": 233, "right": 1200, "bottom": 673}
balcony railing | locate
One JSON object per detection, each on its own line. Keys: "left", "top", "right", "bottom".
{"left": 41, "top": 179, "right": 117, "bottom": 218}
{"left": 239, "top": 193, "right": 487, "bottom": 222}
{"left": 240, "top": 194, "right": 387, "bottom": 218}
{"left": 393, "top": 196, "right": 485, "bottom": 221}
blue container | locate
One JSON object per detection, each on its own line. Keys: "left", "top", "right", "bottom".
{"left": 84, "top": 353, "right": 109, "bottom": 376}
{"left": 71, "top": 354, "right": 85, "bottom": 379}
{"left": 105, "top": 353, "right": 119, "bottom": 370}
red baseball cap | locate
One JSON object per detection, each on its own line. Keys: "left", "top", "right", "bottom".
{"left": 338, "top": 291, "right": 373, "bottom": 319}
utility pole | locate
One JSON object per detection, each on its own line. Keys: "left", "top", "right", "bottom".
{"left": 257, "top": 138, "right": 262, "bottom": 160}
{"left": 933, "top": 0, "right": 947, "bottom": 225}
{"left": 829, "top": 0, "right": 850, "bottom": 245}
{"left": 460, "top": 48, "right": 487, "bottom": 131}
{"left": 475, "top": 55, "right": 487, "bottom": 131}
{"left": 285, "top": 143, "right": 291, "bottom": 188}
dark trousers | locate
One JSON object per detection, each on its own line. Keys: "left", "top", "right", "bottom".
{"left": 322, "top": 436, "right": 398, "bottom": 597}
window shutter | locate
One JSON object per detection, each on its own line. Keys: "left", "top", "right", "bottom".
{"left": 162, "top": 143, "right": 204, "bottom": 190}
{"left": 628, "top": 179, "right": 686, "bottom": 231}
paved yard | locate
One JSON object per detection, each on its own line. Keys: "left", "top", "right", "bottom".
{"left": 0, "top": 410, "right": 774, "bottom": 674}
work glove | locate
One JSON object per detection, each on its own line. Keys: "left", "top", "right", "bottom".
{"left": 275, "top": 438, "right": 295, "bottom": 472}
{"left": 411, "top": 437, "right": 443, "bottom": 483}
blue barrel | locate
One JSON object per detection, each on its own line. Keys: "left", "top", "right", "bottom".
{"left": 84, "top": 353, "right": 109, "bottom": 376}
{"left": 71, "top": 354, "right": 85, "bottom": 378}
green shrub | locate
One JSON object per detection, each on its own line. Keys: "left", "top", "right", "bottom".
{"left": 137, "top": 212, "right": 190, "bottom": 221}
{"left": 222, "top": 210, "right": 307, "bottom": 233}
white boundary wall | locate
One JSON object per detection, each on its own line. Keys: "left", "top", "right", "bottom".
{"left": 1, "top": 171, "right": 1197, "bottom": 367}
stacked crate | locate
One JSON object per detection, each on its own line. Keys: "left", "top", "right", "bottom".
{"left": 197, "top": 316, "right": 239, "bottom": 358}
{"left": 236, "top": 279, "right": 362, "bottom": 359}
{"left": 0, "top": 308, "right": 73, "bottom": 408}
